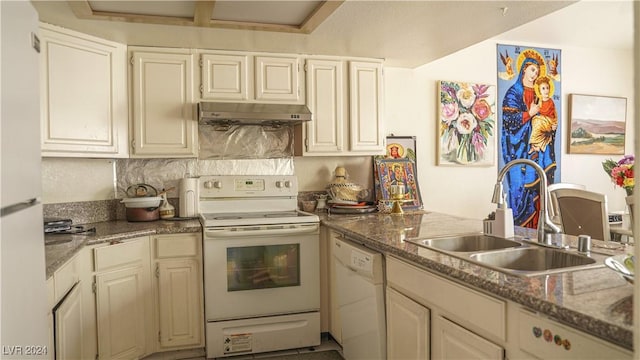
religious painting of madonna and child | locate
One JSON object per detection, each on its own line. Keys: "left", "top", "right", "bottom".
{"left": 438, "top": 80, "right": 496, "bottom": 166}
{"left": 497, "top": 44, "right": 562, "bottom": 229}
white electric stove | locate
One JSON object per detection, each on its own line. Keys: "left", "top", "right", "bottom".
{"left": 198, "top": 175, "right": 321, "bottom": 358}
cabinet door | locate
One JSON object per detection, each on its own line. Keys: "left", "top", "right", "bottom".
{"left": 131, "top": 50, "right": 197, "bottom": 157}
{"left": 327, "top": 231, "right": 342, "bottom": 344}
{"left": 77, "top": 248, "right": 97, "bottom": 360}
{"left": 157, "top": 259, "right": 202, "bottom": 348}
{"left": 304, "top": 59, "right": 346, "bottom": 154}
{"left": 40, "top": 24, "right": 128, "bottom": 158}
{"left": 387, "top": 287, "right": 430, "bottom": 360}
{"left": 348, "top": 61, "right": 384, "bottom": 152}
{"left": 432, "top": 316, "right": 503, "bottom": 360}
{"left": 55, "top": 283, "right": 83, "bottom": 360}
{"left": 255, "top": 56, "right": 301, "bottom": 103}
{"left": 200, "top": 53, "right": 249, "bottom": 100}
{"left": 95, "top": 265, "right": 147, "bottom": 360}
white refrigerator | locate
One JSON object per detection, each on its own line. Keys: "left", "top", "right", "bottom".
{"left": 1, "top": 0, "right": 50, "bottom": 358}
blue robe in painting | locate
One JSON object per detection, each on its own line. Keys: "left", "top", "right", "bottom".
{"left": 501, "top": 57, "right": 556, "bottom": 228}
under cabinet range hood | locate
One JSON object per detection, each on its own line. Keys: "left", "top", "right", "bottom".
{"left": 198, "top": 102, "right": 312, "bottom": 126}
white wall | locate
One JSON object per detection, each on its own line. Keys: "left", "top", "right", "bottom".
{"left": 383, "top": 41, "right": 633, "bottom": 220}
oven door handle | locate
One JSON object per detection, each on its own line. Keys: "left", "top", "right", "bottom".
{"left": 205, "top": 223, "right": 319, "bottom": 237}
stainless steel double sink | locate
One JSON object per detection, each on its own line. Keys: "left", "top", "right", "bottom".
{"left": 406, "top": 234, "right": 605, "bottom": 277}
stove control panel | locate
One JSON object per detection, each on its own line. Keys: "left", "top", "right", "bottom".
{"left": 235, "top": 179, "right": 265, "bottom": 191}
{"left": 276, "top": 180, "right": 292, "bottom": 188}
{"left": 199, "top": 175, "right": 298, "bottom": 198}
{"left": 203, "top": 180, "right": 222, "bottom": 189}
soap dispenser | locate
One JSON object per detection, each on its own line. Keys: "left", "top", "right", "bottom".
{"left": 159, "top": 192, "right": 176, "bottom": 219}
{"left": 484, "top": 191, "right": 514, "bottom": 238}
{"left": 493, "top": 192, "right": 514, "bottom": 238}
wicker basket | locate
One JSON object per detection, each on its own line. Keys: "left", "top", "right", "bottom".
{"left": 327, "top": 182, "right": 363, "bottom": 203}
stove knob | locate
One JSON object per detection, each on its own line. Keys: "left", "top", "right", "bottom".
{"left": 284, "top": 180, "right": 292, "bottom": 188}
{"left": 276, "top": 181, "right": 284, "bottom": 188}
{"left": 213, "top": 181, "right": 222, "bottom": 189}
{"left": 203, "top": 181, "right": 214, "bottom": 189}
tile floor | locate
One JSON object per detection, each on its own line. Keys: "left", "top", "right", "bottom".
{"left": 143, "top": 336, "right": 343, "bottom": 360}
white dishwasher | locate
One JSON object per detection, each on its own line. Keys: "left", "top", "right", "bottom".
{"left": 333, "top": 236, "right": 386, "bottom": 360}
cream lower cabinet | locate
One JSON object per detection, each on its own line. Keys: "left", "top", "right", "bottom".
{"left": 327, "top": 230, "right": 342, "bottom": 344}
{"left": 54, "top": 283, "right": 83, "bottom": 359}
{"left": 433, "top": 315, "right": 503, "bottom": 360}
{"left": 516, "top": 309, "right": 632, "bottom": 360}
{"left": 296, "top": 58, "right": 384, "bottom": 156}
{"left": 152, "top": 233, "right": 204, "bottom": 352}
{"left": 130, "top": 48, "right": 198, "bottom": 158}
{"left": 387, "top": 255, "right": 633, "bottom": 360}
{"left": 386, "top": 287, "right": 430, "bottom": 360}
{"left": 48, "top": 247, "right": 97, "bottom": 360}
{"left": 39, "top": 23, "right": 128, "bottom": 158}
{"left": 386, "top": 255, "right": 506, "bottom": 360}
{"left": 94, "top": 237, "right": 152, "bottom": 360}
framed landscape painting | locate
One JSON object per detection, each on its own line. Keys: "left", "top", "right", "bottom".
{"left": 568, "top": 94, "right": 627, "bottom": 154}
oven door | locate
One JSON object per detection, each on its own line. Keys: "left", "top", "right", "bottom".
{"left": 203, "top": 222, "right": 320, "bottom": 321}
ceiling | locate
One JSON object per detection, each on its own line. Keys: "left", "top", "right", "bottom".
{"left": 32, "top": 1, "right": 633, "bottom": 68}
{"left": 65, "top": 0, "right": 345, "bottom": 33}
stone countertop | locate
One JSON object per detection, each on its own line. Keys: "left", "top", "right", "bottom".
{"left": 44, "top": 219, "right": 201, "bottom": 279}
{"left": 320, "top": 210, "right": 634, "bottom": 351}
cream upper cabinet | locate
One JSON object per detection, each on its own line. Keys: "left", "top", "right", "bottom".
{"left": 296, "top": 58, "right": 384, "bottom": 156}
{"left": 130, "top": 48, "right": 198, "bottom": 158}
{"left": 199, "top": 52, "right": 302, "bottom": 104}
{"left": 303, "top": 59, "right": 346, "bottom": 154}
{"left": 40, "top": 23, "right": 128, "bottom": 158}
{"left": 349, "top": 61, "right": 384, "bottom": 152}
{"left": 152, "top": 233, "right": 204, "bottom": 352}
{"left": 200, "top": 53, "right": 249, "bottom": 100}
{"left": 254, "top": 56, "right": 301, "bottom": 102}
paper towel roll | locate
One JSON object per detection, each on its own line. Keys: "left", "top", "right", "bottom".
{"left": 179, "top": 177, "right": 198, "bottom": 218}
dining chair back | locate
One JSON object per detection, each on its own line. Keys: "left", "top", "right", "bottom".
{"left": 547, "top": 183, "right": 587, "bottom": 225}
{"left": 553, "top": 188, "right": 610, "bottom": 241}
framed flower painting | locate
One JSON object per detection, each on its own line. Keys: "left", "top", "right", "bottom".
{"left": 437, "top": 80, "right": 496, "bottom": 166}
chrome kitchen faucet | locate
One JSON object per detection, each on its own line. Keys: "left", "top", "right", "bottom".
{"left": 492, "top": 159, "right": 562, "bottom": 246}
